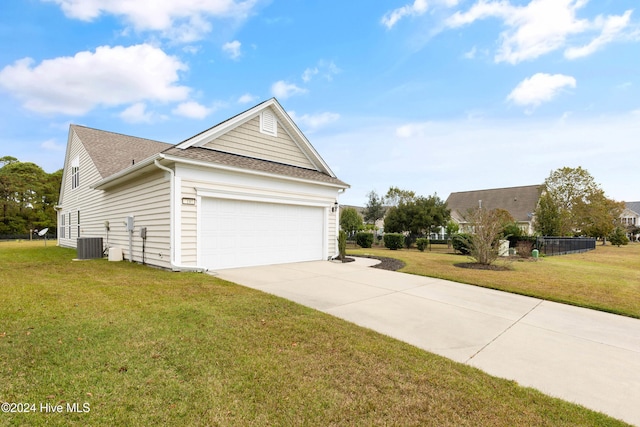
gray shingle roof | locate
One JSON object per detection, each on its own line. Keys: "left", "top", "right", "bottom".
{"left": 71, "top": 124, "right": 348, "bottom": 188}
{"left": 626, "top": 202, "right": 640, "bottom": 215}
{"left": 72, "top": 125, "right": 172, "bottom": 179}
{"left": 446, "top": 185, "right": 542, "bottom": 222}
{"left": 162, "top": 146, "right": 348, "bottom": 187}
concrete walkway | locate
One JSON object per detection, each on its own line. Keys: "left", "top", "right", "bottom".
{"left": 213, "top": 258, "right": 640, "bottom": 426}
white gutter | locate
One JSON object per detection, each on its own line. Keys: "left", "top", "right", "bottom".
{"left": 154, "top": 157, "right": 208, "bottom": 273}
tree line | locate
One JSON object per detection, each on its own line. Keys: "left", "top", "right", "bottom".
{"left": 0, "top": 156, "right": 62, "bottom": 236}
{"left": 340, "top": 166, "right": 632, "bottom": 255}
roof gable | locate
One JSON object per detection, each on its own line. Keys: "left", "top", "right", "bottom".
{"left": 72, "top": 125, "right": 172, "bottom": 179}
{"left": 625, "top": 202, "right": 640, "bottom": 216}
{"left": 174, "top": 98, "right": 336, "bottom": 177}
{"left": 446, "top": 185, "right": 542, "bottom": 222}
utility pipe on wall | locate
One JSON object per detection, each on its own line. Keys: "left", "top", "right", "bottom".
{"left": 154, "top": 158, "right": 207, "bottom": 272}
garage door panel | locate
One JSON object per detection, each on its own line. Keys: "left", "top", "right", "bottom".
{"left": 200, "top": 198, "right": 324, "bottom": 270}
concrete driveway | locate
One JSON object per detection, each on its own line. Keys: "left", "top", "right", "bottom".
{"left": 213, "top": 258, "right": 640, "bottom": 426}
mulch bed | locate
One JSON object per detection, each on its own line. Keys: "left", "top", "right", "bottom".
{"left": 454, "top": 262, "right": 511, "bottom": 271}
{"left": 357, "top": 255, "right": 406, "bottom": 271}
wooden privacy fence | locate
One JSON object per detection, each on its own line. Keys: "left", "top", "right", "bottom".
{"left": 536, "top": 237, "right": 596, "bottom": 256}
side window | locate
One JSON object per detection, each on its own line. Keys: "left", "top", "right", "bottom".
{"left": 71, "top": 156, "right": 80, "bottom": 189}
{"left": 60, "top": 213, "right": 66, "bottom": 238}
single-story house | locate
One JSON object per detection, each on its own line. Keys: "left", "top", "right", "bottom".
{"left": 446, "top": 185, "right": 542, "bottom": 235}
{"left": 56, "top": 98, "right": 349, "bottom": 271}
{"left": 621, "top": 202, "right": 640, "bottom": 241}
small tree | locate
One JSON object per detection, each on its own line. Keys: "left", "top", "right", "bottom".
{"left": 445, "top": 220, "right": 459, "bottom": 248}
{"left": 609, "top": 227, "right": 629, "bottom": 247}
{"left": 363, "top": 190, "right": 386, "bottom": 226}
{"left": 340, "top": 207, "right": 363, "bottom": 238}
{"left": 465, "top": 207, "right": 505, "bottom": 266}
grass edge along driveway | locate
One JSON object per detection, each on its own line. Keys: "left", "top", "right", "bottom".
{"left": 0, "top": 242, "right": 631, "bottom": 426}
{"left": 349, "top": 243, "right": 640, "bottom": 319}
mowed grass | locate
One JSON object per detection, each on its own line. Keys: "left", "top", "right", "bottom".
{"left": 349, "top": 242, "right": 640, "bottom": 318}
{"left": 0, "top": 242, "right": 629, "bottom": 426}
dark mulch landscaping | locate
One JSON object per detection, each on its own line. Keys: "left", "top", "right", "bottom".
{"left": 357, "top": 256, "right": 406, "bottom": 271}
{"left": 454, "top": 262, "right": 511, "bottom": 271}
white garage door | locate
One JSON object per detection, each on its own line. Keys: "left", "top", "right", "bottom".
{"left": 200, "top": 198, "right": 325, "bottom": 270}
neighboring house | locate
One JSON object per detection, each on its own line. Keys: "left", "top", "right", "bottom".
{"left": 57, "top": 98, "right": 349, "bottom": 271}
{"left": 621, "top": 202, "right": 640, "bottom": 241}
{"left": 446, "top": 185, "right": 542, "bottom": 235}
{"left": 341, "top": 204, "right": 386, "bottom": 235}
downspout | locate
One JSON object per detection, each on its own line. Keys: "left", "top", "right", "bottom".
{"left": 154, "top": 158, "right": 207, "bottom": 272}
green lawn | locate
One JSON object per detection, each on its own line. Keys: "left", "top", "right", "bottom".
{"left": 0, "top": 242, "right": 630, "bottom": 426}
{"left": 349, "top": 242, "right": 640, "bottom": 318}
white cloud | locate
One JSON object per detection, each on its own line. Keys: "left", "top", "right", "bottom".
{"left": 172, "top": 101, "right": 212, "bottom": 119}
{"left": 270, "top": 80, "right": 307, "bottom": 99}
{"left": 44, "top": 0, "right": 257, "bottom": 42}
{"left": 446, "top": 0, "right": 633, "bottom": 64}
{"left": 288, "top": 111, "right": 340, "bottom": 130}
{"left": 222, "top": 40, "right": 242, "bottom": 60}
{"left": 315, "top": 112, "right": 639, "bottom": 206}
{"left": 564, "top": 10, "right": 633, "bottom": 59}
{"left": 120, "top": 102, "right": 155, "bottom": 123}
{"left": 507, "top": 73, "right": 576, "bottom": 110}
{"left": 381, "top": 0, "right": 429, "bottom": 29}
{"left": 302, "top": 60, "right": 341, "bottom": 83}
{"left": 302, "top": 67, "right": 318, "bottom": 83}
{"left": 0, "top": 44, "right": 190, "bottom": 115}
{"left": 41, "top": 139, "right": 65, "bottom": 151}
{"left": 237, "top": 93, "right": 258, "bottom": 104}
{"left": 395, "top": 122, "right": 432, "bottom": 138}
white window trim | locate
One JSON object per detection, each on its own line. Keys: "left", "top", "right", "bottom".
{"left": 71, "top": 156, "right": 80, "bottom": 189}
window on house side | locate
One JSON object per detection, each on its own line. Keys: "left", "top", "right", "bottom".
{"left": 60, "top": 213, "right": 65, "bottom": 239}
{"left": 71, "top": 156, "right": 80, "bottom": 189}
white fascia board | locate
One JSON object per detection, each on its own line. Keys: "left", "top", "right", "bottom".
{"left": 269, "top": 100, "right": 337, "bottom": 178}
{"left": 174, "top": 98, "right": 338, "bottom": 179}
{"left": 92, "top": 154, "right": 163, "bottom": 190}
{"left": 175, "top": 99, "right": 276, "bottom": 150}
{"left": 162, "top": 153, "right": 349, "bottom": 190}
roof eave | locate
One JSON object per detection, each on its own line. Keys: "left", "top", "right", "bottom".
{"left": 162, "top": 153, "right": 349, "bottom": 190}
{"left": 93, "top": 154, "right": 163, "bottom": 190}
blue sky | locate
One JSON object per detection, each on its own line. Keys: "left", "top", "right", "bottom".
{"left": 1, "top": 0, "right": 638, "bottom": 205}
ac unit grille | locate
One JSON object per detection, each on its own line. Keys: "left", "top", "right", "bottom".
{"left": 77, "top": 237, "right": 103, "bottom": 259}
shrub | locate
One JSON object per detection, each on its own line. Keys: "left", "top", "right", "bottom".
{"left": 355, "top": 232, "right": 374, "bottom": 248}
{"left": 515, "top": 240, "right": 534, "bottom": 258}
{"left": 609, "top": 227, "right": 629, "bottom": 247}
{"left": 383, "top": 233, "right": 405, "bottom": 250}
{"left": 416, "top": 238, "right": 429, "bottom": 252}
{"left": 452, "top": 233, "right": 472, "bottom": 255}
{"left": 338, "top": 230, "right": 347, "bottom": 261}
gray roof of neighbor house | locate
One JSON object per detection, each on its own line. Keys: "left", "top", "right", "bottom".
{"left": 446, "top": 185, "right": 542, "bottom": 222}
{"left": 72, "top": 124, "right": 348, "bottom": 188}
{"left": 72, "top": 125, "right": 172, "bottom": 179}
{"left": 625, "top": 202, "right": 640, "bottom": 215}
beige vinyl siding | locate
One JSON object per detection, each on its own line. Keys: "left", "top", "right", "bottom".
{"left": 58, "top": 129, "right": 171, "bottom": 268}
{"left": 328, "top": 209, "right": 337, "bottom": 256}
{"left": 97, "top": 170, "right": 171, "bottom": 268}
{"left": 202, "top": 114, "right": 316, "bottom": 169}
{"left": 58, "top": 131, "right": 102, "bottom": 248}
{"left": 179, "top": 185, "right": 198, "bottom": 265}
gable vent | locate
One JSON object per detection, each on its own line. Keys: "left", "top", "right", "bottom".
{"left": 260, "top": 111, "right": 277, "bottom": 137}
